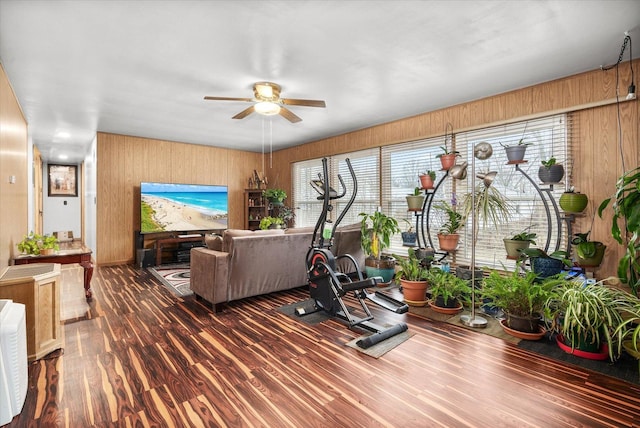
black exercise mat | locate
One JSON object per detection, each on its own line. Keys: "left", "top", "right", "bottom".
{"left": 518, "top": 333, "right": 640, "bottom": 384}
{"left": 277, "top": 299, "right": 331, "bottom": 325}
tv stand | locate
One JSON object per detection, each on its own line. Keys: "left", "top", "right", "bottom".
{"left": 155, "top": 235, "right": 205, "bottom": 266}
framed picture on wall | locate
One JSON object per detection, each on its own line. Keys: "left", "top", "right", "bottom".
{"left": 48, "top": 164, "right": 78, "bottom": 197}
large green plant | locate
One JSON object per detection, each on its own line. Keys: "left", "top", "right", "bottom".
{"left": 544, "top": 279, "right": 640, "bottom": 361}
{"left": 393, "top": 248, "right": 429, "bottom": 282}
{"left": 461, "top": 183, "right": 511, "bottom": 245}
{"left": 481, "top": 266, "right": 559, "bottom": 318}
{"left": 359, "top": 211, "right": 400, "bottom": 259}
{"left": 433, "top": 201, "right": 464, "bottom": 235}
{"left": 427, "top": 268, "right": 471, "bottom": 306}
{"left": 598, "top": 166, "right": 640, "bottom": 295}
{"left": 263, "top": 188, "right": 287, "bottom": 203}
{"left": 17, "top": 231, "right": 59, "bottom": 255}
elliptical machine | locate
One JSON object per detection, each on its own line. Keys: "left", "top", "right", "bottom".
{"left": 296, "top": 157, "right": 408, "bottom": 349}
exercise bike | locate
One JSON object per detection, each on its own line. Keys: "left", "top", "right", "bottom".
{"left": 295, "top": 157, "right": 408, "bottom": 349}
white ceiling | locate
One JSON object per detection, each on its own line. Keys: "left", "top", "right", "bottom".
{"left": 1, "top": 1, "right": 638, "bottom": 163}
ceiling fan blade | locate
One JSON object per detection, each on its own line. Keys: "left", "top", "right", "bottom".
{"left": 232, "top": 106, "right": 255, "bottom": 120}
{"left": 279, "top": 107, "right": 302, "bottom": 123}
{"left": 281, "top": 98, "right": 326, "bottom": 108}
{"left": 204, "top": 96, "right": 254, "bottom": 102}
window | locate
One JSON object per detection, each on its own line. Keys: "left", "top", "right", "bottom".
{"left": 292, "top": 148, "right": 379, "bottom": 229}
{"left": 292, "top": 114, "right": 571, "bottom": 270}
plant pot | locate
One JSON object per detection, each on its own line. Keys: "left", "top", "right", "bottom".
{"left": 268, "top": 199, "right": 284, "bottom": 206}
{"left": 503, "top": 239, "right": 531, "bottom": 259}
{"left": 504, "top": 146, "right": 527, "bottom": 163}
{"left": 406, "top": 195, "right": 425, "bottom": 211}
{"left": 419, "top": 174, "right": 434, "bottom": 189}
{"left": 40, "top": 248, "right": 55, "bottom": 255}
{"left": 438, "top": 154, "right": 457, "bottom": 171}
{"left": 455, "top": 265, "right": 483, "bottom": 289}
{"left": 429, "top": 298, "right": 463, "bottom": 314}
{"left": 556, "top": 334, "right": 608, "bottom": 360}
{"left": 506, "top": 312, "right": 541, "bottom": 334}
{"left": 401, "top": 231, "right": 417, "bottom": 247}
{"left": 575, "top": 242, "right": 606, "bottom": 267}
{"left": 499, "top": 319, "right": 546, "bottom": 340}
{"left": 531, "top": 257, "right": 564, "bottom": 279}
{"left": 437, "top": 233, "right": 459, "bottom": 252}
{"left": 364, "top": 256, "right": 396, "bottom": 284}
{"left": 538, "top": 164, "right": 564, "bottom": 183}
{"left": 400, "top": 279, "right": 428, "bottom": 304}
{"left": 559, "top": 192, "right": 588, "bottom": 213}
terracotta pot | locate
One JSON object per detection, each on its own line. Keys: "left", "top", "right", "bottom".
{"left": 419, "top": 174, "right": 434, "bottom": 189}
{"left": 499, "top": 319, "right": 546, "bottom": 340}
{"left": 40, "top": 248, "right": 55, "bottom": 255}
{"left": 400, "top": 279, "right": 428, "bottom": 304}
{"left": 437, "top": 233, "right": 459, "bottom": 252}
{"left": 438, "top": 154, "right": 457, "bottom": 171}
{"left": 429, "top": 298, "right": 463, "bottom": 314}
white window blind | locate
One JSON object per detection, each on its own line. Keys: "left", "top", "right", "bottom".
{"left": 454, "top": 114, "right": 569, "bottom": 270}
{"left": 292, "top": 148, "right": 380, "bottom": 229}
{"left": 381, "top": 136, "right": 450, "bottom": 256}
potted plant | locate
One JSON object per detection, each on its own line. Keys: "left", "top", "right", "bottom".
{"left": 419, "top": 170, "right": 436, "bottom": 190}
{"left": 501, "top": 138, "right": 531, "bottom": 163}
{"left": 406, "top": 187, "right": 425, "bottom": 211}
{"left": 571, "top": 231, "right": 606, "bottom": 267}
{"left": 433, "top": 201, "right": 464, "bottom": 252}
{"left": 393, "top": 248, "right": 429, "bottom": 305}
{"left": 435, "top": 146, "right": 459, "bottom": 171}
{"left": 481, "top": 266, "right": 557, "bottom": 338}
{"left": 259, "top": 216, "right": 284, "bottom": 230}
{"left": 520, "top": 248, "right": 571, "bottom": 279}
{"left": 598, "top": 166, "right": 640, "bottom": 296}
{"left": 17, "top": 231, "right": 59, "bottom": 255}
{"left": 460, "top": 181, "right": 511, "bottom": 247}
{"left": 359, "top": 210, "right": 401, "bottom": 283}
{"left": 263, "top": 188, "right": 287, "bottom": 206}
{"left": 559, "top": 187, "right": 588, "bottom": 213}
{"left": 427, "top": 268, "right": 471, "bottom": 314}
{"left": 544, "top": 279, "right": 639, "bottom": 361}
{"left": 503, "top": 228, "right": 537, "bottom": 259}
{"left": 538, "top": 157, "right": 565, "bottom": 184}
{"left": 400, "top": 219, "right": 417, "bottom": 247}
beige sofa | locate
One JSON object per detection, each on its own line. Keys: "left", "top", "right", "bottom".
{"left": 190, "top": 224, "right": 363, "bottom": 312}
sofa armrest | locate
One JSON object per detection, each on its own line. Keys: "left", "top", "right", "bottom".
{"left": 190, "top": 247, "right": 230, "bottom": 308}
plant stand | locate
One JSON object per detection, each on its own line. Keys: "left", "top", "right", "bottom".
{"left": 413, "top": 170, "right": 450, "bottom": 261}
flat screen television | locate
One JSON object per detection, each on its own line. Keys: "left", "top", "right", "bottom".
{"left": 140, "top": 182, "right": 228, "bottom": 234}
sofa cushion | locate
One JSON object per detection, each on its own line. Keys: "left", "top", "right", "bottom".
{"left": 223, "top": 228, "right": 285, "bottom": 251}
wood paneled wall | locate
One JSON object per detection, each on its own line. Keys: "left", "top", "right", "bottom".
{"left": 0, "top": 63, "right": 28, "bottom": 269}
{"left": 96, "top": 133, "right": 262, "bottom": 265}
{"left": 271, "top": 60, "right": 640, "bottom": 282}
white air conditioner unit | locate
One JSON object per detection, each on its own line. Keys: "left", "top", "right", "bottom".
{"left": 0, "top": 299, "right": 28, "bottom": 426}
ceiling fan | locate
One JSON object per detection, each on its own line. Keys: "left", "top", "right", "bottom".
{"left": 204, "top": 81, "right": 326, "bottom": 123}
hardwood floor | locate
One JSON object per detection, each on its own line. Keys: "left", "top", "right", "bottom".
{"left": 5, "top": 264, "right": 640, "bottom": 427}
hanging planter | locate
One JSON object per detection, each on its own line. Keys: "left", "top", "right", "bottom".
{"left": 559, "top": 189, "right": 588, "bottom": 213}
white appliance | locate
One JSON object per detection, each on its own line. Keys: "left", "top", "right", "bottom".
{"left": 0, "top": 299, "right": 28, "bottom": 426}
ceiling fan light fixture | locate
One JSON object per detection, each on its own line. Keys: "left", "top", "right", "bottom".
{"left": 254, "top": 101, "right": 281, "bottom": 116}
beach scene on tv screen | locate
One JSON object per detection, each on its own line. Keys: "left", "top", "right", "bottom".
{"left": 141, "top": 182, "right": 228, "bottom": 233}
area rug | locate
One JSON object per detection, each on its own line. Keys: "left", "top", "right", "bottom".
{"left": 346, "top": 329, "right": 415, "bottom": 358}
{"left": 148, "top": 265, "right": 193, "bottom": 297}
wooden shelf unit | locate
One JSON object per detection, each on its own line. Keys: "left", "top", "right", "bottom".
{"left": 245, "top": 189, "right": 269, "bottom": 230}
